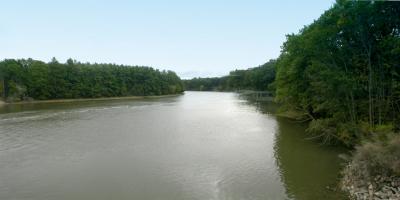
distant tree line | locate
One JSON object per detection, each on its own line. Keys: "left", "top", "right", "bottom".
{"left": 0, "top": 58, "right": 183, "bottom": 101}
{"left": 275, "top": 0, "right": 400, "bottom": 145}
{"left": 183, "top": 77, "right": 226, "bottom": 91}
{"left": 183, "top": 59, "right": 276, "bottom": 92}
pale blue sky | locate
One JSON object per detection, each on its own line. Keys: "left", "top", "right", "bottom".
{"left": 1, "top": 0, "right": 335, "bottom": 78}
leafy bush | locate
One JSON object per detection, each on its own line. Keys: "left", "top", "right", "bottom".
{"left": 306, "top": 118, "right": 365, "bottom": 146}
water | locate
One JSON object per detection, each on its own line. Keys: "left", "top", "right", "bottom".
{"left": 0, "top": 92, "right": 346, "bottom": 200}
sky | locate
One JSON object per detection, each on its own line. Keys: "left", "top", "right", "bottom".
{"left": 1, "top": 0, "right": 335, "bottom": 79}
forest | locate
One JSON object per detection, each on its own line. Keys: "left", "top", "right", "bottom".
{"left": 0, "top": 58, "right": 183, "bottom": 101}
{"left": 275, "top": 2, "right": 400, "bottom": 197}
{"left": 275, "top": 0, "right": 400, "bottom": 146}
{"left": 183, "top": 59, "right": 276, "bottom": 92}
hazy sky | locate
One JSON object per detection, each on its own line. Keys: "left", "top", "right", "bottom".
{"left": 1, "top": 0, "right": 334, "bottom": 78}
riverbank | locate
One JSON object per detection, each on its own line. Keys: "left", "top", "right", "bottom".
{"left": 267, "top": 106, "right": 400, "bottom": 200}
{"left": 3, "top": 94, "right": 182, "bottom": 105}
{"left": 341, "top": 134, "right": 400, "bottom": 200}
{"left": 342, "top": 166, "right": 400, "bottom": 199}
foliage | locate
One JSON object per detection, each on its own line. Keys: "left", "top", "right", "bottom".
{"left": 0, "top": 58, "right": 183, "bottom": 101}
{"left": 184, "top": 59, "right": 276, "bottom": 91}
{"left": 275, "top": 0, "right": 400, "bottom": 145}
{"left": 183, "top": 77, "right": 226, "bottom": 91}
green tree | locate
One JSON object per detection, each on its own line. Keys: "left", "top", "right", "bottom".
{"left": 275, "top": 0, "right": 400, "bottom": 145}
{"left": 0, "top": 58, "right": 184, "bottom": 101}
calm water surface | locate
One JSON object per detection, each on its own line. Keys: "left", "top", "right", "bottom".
{"left": 0, "top": 92, "right": 346, "bottom": 200}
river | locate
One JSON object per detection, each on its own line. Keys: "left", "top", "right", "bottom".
{"left": 0, "top": 91, "right": 346, "bottom": 200}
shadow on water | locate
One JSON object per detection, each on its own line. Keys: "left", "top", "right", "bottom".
{"left": 249, "top": 100, "right": 348, "bottom": 200}
{"left": 0, "top": 96, "right": 182, "bottom": 114}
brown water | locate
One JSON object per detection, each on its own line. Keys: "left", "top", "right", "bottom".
{"left": 0, "top": 91, "right": 346, "bottom": 200}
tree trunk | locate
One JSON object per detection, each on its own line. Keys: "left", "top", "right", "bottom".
{"left": 367, "top": 46, "right": 374, "bottom": 129}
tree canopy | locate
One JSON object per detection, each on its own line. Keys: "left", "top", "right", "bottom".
{"left": 184, "top": 59, "right": 276, "bottom": 92}
{"left": 0, "top": 58, "right": 183, "bottom": 101}
{"left": 275, "top": 0, "right": 400, "bottom": 145}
